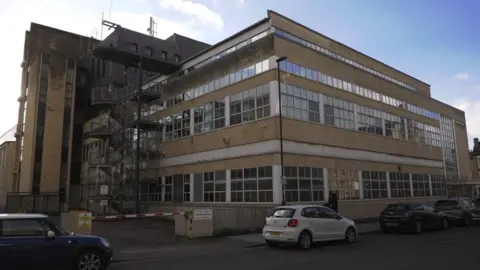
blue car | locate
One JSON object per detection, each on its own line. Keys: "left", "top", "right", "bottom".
{"left": 0, "top": 213, "right": 113, "bottom": 270}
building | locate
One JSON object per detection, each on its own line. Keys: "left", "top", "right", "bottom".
{"left": 81, "top": 10, "right": 470, "bottom": 220}
{"left": 0, "top": 125, "right": 17, "bottom": 211}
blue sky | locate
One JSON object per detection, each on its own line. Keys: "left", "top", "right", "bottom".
{"left": 1, "top": 0, "right": 479, "bottom": 147}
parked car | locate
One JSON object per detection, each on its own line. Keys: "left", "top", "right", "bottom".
{"left": 434, "top": 198, "right": 480, "bottom": 226}
{"left": 379, "top": 203, "right": 449, "bottom": 234}
{"left": 263, "top": 205, "right": 357, "bottom": 250}
{"left": 0, "top": 213, "right": 113, "bottom": 270}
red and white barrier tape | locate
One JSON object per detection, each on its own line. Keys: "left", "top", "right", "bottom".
{"left": 92, "top": 212, "right": 185, "bottom": 221}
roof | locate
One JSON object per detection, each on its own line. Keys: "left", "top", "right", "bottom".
{"left": 0, "top": 213, "right": 48, "bottom": 220}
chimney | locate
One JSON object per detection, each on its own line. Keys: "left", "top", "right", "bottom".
{"left": 473, "top": 138, "right": 480, "bottom": 154}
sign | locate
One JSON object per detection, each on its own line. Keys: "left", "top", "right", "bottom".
{"left": 194, "top": 209, "right": 213, "bottom": 221}
{"left": 100, "top": 185, "right": 109, "bottom": 195}
{"left": 78, "top": 212, "right": 92, "bottom": 229}
{"left": 100, "top": 200, "right": 108, "bottom": 206}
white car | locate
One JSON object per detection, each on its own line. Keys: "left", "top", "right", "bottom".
{"left": 262, "top": 204, "right": 357, "bottom": 250}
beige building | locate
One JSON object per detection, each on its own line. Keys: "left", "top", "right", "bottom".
{"left": 82, "top": 10, "right": 470, "bottom": 219}
{"left": 0, "top": 125, "right": 17, "bottom": 211}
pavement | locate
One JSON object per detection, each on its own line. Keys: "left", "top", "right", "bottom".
{"left": 110, "top": 225, "right": 480, "bottom": 270}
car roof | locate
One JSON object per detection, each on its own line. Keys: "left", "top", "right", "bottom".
{"left": 274, "top": 204, "right": 328, "bottom": 210}
{"left": 0, "top": 213, "right": 48, "bottom": 220}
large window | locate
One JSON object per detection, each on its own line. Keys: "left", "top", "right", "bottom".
{"left": 194, "top": 100, "right": 225, "bottom": 134}
{"left": 357, "top": 106, "right": 383, "bottom": 135}
{"left": 384, "top": 113, "right": 405, "bottom": 140}
{"left": 140, "top": 183, "right": 162, "bottom": 202}
{"left": 430, "top": 175, "right": 447, "bottom": 196}
{"left": 328, "top": 169, "right": 360, "bottom": 200}
{"left": 165, "top": 110, "right": 191, "bottom": 141}
{"left": 230, "top": 84, "right": 270, "bottom": 125}
{"left": 323, "top": 96, "right": 355, "bottom": 130}
{"left": 407, "top": 119, "right": 425, "bottom": 144}
{"left": 203, "top": 170, "right": 226, "bottom": 202}
{"left": 389, "top": 172, "right": 411, "bottom": 198}
{"left": 412, "top": 173, "right": 430, "bottom": 197}
{"left": 284, "top": 166, "right": 324, "bottom": 202}
{"left": 280, "top": 84, "right": 320, "bottom": 123}
{"left": 230, "top": 166, "right": 273, "bottom": 203}
{"left": 362, "top": 171, "right": 388, "bottom": 199}
{"left": 440, "top": 116, "right": 459, "bottom": 181}
{"left": 164, "top": 176, "right": 173, "bottom": 202}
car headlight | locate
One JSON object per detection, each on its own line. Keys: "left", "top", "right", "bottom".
{"left": 101, "top": 238, "right": 111, "bottom": 247}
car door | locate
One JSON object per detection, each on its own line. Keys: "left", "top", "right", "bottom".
{"left": 422, "top": 205, "right": 443, "bottom": 227}
{"left": 38, "top": 218, "right": 79, "bottom": 269}
{"left": 301, "top": 207, "right": 326, "bottom": 241}
{"left": 0, "top": 218, "right": 50, "bottom": 270}
{"left": 316, "top": 207, "right": 344, "bottom": 240}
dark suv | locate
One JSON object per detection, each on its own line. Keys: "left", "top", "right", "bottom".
{"left": 434, "top": 198, "right": 480, "bottom": 226}
{"left": 0, "top": 213, "right": 113, "bottom": 270}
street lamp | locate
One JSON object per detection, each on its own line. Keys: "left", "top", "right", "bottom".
{"left": 276, "top": 56, "right": 287, "bottom": 206}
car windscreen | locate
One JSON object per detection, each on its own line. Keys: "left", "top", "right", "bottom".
{"left": 267, "top": 208, "right": 296, "bottom": 218}
{"left": 434, "top": 200, "right": 458, "bottom": 207}
{"left": 384, "top": 204, "right": 413, "bottom": 212}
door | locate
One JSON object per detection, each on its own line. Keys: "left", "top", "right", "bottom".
{"left": 316, "top": 207, "right": 344, "bottom": 240}
{"left": 0, "top": 218, "right": 50, "bottom": 270}
{"left": 422, "top": 205, "right": 443, "bottom": 227}
{"left": 300, "top": 207, "right": 325, "bottom": 240}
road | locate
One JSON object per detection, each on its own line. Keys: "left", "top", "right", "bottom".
{"left": 111, "top": 226, "right": 480, "bottom": 270}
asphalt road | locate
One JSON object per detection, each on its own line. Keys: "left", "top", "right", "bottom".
{"left": 111, "top": 226, "right": 480, "bottom": 270}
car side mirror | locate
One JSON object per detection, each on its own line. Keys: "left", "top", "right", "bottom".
{"left": 46, "top": 231, "right": 56, "bottom": 238}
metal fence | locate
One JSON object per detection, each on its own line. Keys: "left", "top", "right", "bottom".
{"left": 5, "top": 192, "right": 61, "bottom": 215}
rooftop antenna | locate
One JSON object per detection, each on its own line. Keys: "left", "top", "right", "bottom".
{"left": 147, "top": 17, "right": 157, "bottom": 37}
{"left": 100, "top": 12, "right": 104, "bottom": 40}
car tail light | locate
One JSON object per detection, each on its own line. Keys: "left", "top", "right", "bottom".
{"left": 287, "top": 219, "right": 298, "bottom": 227}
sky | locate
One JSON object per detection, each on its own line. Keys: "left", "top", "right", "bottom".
{"left": 0, "top": 0, "right": 479, "bottom": 148}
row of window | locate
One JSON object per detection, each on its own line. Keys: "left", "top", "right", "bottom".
{"left": 278, "top": 60, "right": 440, "bottom": 121}
{"left": 440, "top": 116, "right": 459, "bottom": 180}
{"left": 138, "top": 167, "right": 447, "bottom": 204}
{"left": 162, "top": 84, "right": 271, "bottom": 141}
{"left": 273, "top": 28, "right": 416, "bottom": 91}
{"left": 280, "top": 83, "right": 441, "bottom": 148}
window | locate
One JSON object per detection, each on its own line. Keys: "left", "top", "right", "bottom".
{"left": 384, "top": 113, "right": 405, "bottom": 140}
{"left": 431, "top": 175, "right": 447, "bottom": 196}
{"left": 194, "top": 100, "right": 225, "bottom": 134}
{"left": 323, "top": 96, "right": 355, "bottom": 130}
{"left": 183, "top": 174, "right": 190, "bottom": 202}
{"left": 145, "top": 46, "right": 153, "bottom": 57}
{"left": 230, "top": 166, "right": 273, "bottom": 203}
{"left": 140, "top": 183, "right": 162, "bottom": 202}
{"left": 407, "top": 119, "right": 425, "bottom": 144}
{"left": 412, "top": 173, "right": 430, "bottom": 197}
{"left": 316, "top": 207, "right": 338, "bottom": 219}
{"left": 389, "top": 172, "right": 411, "bottom": 198}
{"left": 175, "top": 54, "right": 181, "bottom": 63}
{"left": 2, "top": 219, "right": 47, "bottom": 237}
{"left": 329, "top": 169, "right": 360, "bottom": 200}
{"left": 165, "top": 110, "right": 191, "bottom": 141}
{"left": 362, "top": 171, "right": 388, "bottom": 199}
{"left": 164, "top": 176, "right": 173, "bottom": 201}
{"left": 229, "top": 84, "right": 270, "bottom": 125}
{"left": 357, "top": 106, "right": 383, "bottom": 135}
{"left": 203, "top": 170, "right": 226, "bottom": 202}
{"left": 131, "top": 42, "right": 138, "bottom": 53}
{"left": 161, "top": 51, "right": 167, "bottom": 61}
{"left": 284, "top": 166, "right": 324, "bottom": 202}
{"left": 280, "top": 84, "right": 320, "bottom": 123}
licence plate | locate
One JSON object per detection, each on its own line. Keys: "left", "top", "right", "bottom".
{"left": 385, "top": 223, "right": 398, "bottom": 227}
{"left": 269, "top": 232, "right": 280, "bottom": 236}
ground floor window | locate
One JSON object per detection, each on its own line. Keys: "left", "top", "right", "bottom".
{"left": 140, "top": 183, "right": 162, "bottom": 202}
{"left": 431, "top": 175, "right": 447, "bottom": 196}
{"left": 284, "top": 166, "right": 324, "bottom": 202}
{"left": 412, "top": 173, "right": 430, "bottom": 197}
{"left": 389, "top": 172, "right": 411, "bottom": 198}
{"left": 329, "top": 169, "right": 360, "bottom": 200}
{"left": 362, "top": 171, "right": 388, "bottom": 199}
{"left": 231, "top": 166, "right": 273, "bottom": 202}
{"left": 203, "top": 170, "right": 226, "bottom": 202}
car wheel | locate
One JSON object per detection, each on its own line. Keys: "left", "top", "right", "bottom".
{"left": 463, "top": 215, "right": 472, "bottom": 227}
{"left": 74, "top": 250, "right": 103, "bottom": 270}
{"left": 266, "top": 240, "right": 278, "bottom": 248}
{"left": 413, "top": 220, "right": 423, "bottom": 234}
{"left": 344, "top": 227, "right": 356, "bottom": 244}
{"left": 442, "top": 218, "right": 449, "bottom": 230}
{"left": 297, "top": 231, "right": 312, "bottom": 250}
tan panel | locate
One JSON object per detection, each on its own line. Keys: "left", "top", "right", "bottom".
{"left": 281, "top": 71, "right": 439, "bottom": 127}
{"left": 162, "top": 117, "right": 279, "bottom": 158}
{"left": 454, "top": 122, "right": 470, "bottom": 179}
{"left": 468, "top": 157, "right": 479, "bottom": 179}
{"left": 274, "top": 37, "right": 464, "bottom": 123}
{"left": 284, "top": 154, "right": 444, "bottom": 174}
{"left": 283, "top": 118, "right": 443, "bottom": 161}
{"left": 158, "top": 71, "right": 276, "bottom": 118}
{"left": 40, "top": 51, "right": 66, "bottom": 192}
{"left": 268, "top": 11, "right": 431, "bottom": 96}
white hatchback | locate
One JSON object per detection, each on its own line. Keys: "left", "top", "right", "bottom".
{"left": 262, "top": 205, "right": 357, "bottom": 250}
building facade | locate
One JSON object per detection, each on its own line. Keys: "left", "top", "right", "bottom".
{"left": 82, "top": 10, "right": 470, "bottom": 219}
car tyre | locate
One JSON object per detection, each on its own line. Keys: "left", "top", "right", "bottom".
{"left": 297, "top": 230, "right": 312, "bottom": 250}
{"left": 442, "top": 218, "right": 449, "bottom": 230}
{"left": 463, "top": 215, "right": 472, "bottom": 227}
{"left": 344, "top": 227, "right": 356, "bottom": 244}
{"left": 73, "top": 249, "right": 103, "bottom": 270}
{"left": 413, "top": 220, "right": 423, "bottom": 234}
{"left": 266, "top": 240, "right": 278, "bottom": 248}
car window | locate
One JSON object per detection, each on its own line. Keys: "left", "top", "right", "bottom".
{"left": 316, "top": 207, "right": 337, "bottom": 219}
{"left": 413, "top": 205, "right": 424, "bottom": 210}
{"left": 422, "top": 205, "right": 435, "bottom": 212}
{"left": 268, "top": 208, "right": 296, "bottom": 218}
{"left": 2, "top": 219, "right": 48, "bottom": 237}
{"left": 301, "top": 207, "right": 320, "bottom": 218}
{"left": 435, "top": 200, "right": 458, "bottom": 207}
{"left": 385, "top": 204, "right": 412, "bottom": 211}
{"left": 461, "top": 200, "right": 474, "bottom": 207}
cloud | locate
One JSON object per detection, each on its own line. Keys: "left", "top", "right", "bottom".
{"left": 158, "top": 0, "right": 224, "bottom": 30}
{"left": 453, "top": 72, "right": 470, "bottom": 80}
{"left": 472, "top": 85, "right": 480, "bottom": 91}
{"left": 454, "top": 98, "right": 480, "bottom": 149}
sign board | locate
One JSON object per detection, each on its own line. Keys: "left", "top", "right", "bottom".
{"left": 78, "top": 212, "right": 92, "bottom": 229}
{"left": 100, "top": 185, "right": 109, "bottom": 195}
{"left": 194, "top": 209, "right": 213, "bottom": 221}
{"left": 100, "top": 200, "right": 108, "bottom": 206}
